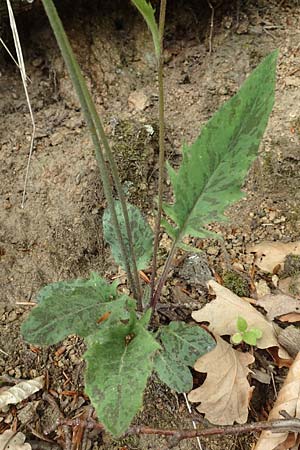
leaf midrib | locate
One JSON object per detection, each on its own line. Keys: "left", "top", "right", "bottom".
{"left": 35, "top": 297, "right": 123, "bottom": 335}
{"left": 176, "top": 86, "right": 261, "bottom": 241}
{"left": 167, "top": 329, "right": 214, "bottom": 355}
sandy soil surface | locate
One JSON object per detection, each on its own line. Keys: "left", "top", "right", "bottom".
{"left": 1, "top": 0, "right": 300, "bottom": 448}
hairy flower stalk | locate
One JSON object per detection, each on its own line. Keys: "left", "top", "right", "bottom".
{"left": 41, "top": 0, "right": 142, "bottom": 304}
{"left": 150, "top": 0, "right": 167, "bottom": 305}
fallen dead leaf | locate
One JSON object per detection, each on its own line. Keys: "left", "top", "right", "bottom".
{"left": 278, "top": 326, "right": 300, "bottom": 358}
{"left": 257, "top": 294, "right": 300, "bottom": 321}
{"left": 0, "top": 376, "right": 44, "bottom": 410}
{"left": 254, "top": 351, "right": 300, "bottom": 450}
{"left": 188, "top": 335, "right": 254, "bottom": 425}
{"left": 247, "top": 241, "right": 300, "bottom": 273}
{"left": 267, "top": 347, "right": 293, "bottom": 369}
{"left": 279, "top": 313, "right": 300, "bottom": 323}
{"left": 0, "top": 430, "right": 31, "bottom": 450}
{"left": 192, "top": 280, "right": 290, "bottom": 360}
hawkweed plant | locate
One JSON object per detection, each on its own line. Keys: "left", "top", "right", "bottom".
{"left": 21, "top": 0, "right": 278, "bottom": 437}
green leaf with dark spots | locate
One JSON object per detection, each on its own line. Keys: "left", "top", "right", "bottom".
{"left": 103, "top": 201, "right": 153, "bottom": 271}
{"left": 154, "top": 322, "right": 216, "bottom": 393}
{"left": 163, "top": 51, "right": 278, "bottom": 242}
{"left": 84, "top": 318, "right": 160, "bottom": 437}
{"left": 21, "top": 274, "right": 135, "bottom": 345}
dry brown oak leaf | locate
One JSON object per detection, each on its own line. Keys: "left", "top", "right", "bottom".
{"left": 248, "top": 241, "right": 300, "bottom": 274}
{"left": 254, "top": 351, "right": 300, "bottom": 450}
{"left": 0, "top": 376, "right": 44, "bottom": 411}
{"left": 188, "top": 335, "right": 254, "bottom": 425}
{"left": 257, "top": 294, "right": 300, "bottom": 322}
{"left": 0, "top": 430, "right": 31, "bottom": 450}
{"left": 192, "top": 280, "right": 290, "bottom": 360}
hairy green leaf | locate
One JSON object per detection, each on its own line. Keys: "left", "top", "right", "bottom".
{"left": 163, "top": 51, "right": 278, "bottom": 242}
{"left": 84, "top": 319, "right": 160, "bottom": 437}
{"left": 154, "top": 322, "right": 216, "bottom": 393}
{"left": 131, "top": 0, "right": 160, "bottom": 58}
{"left": 103, "top": 201, "right": 153, "bottom": 271}
{"left": 21, "top": 274, "right": 135, "bottom": 345}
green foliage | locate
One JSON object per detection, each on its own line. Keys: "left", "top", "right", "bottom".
{"left": 103, "top": 201, "right": 153, "bottom": 271}
{"left": 84, "top": 315, "right": 160, "bottom": 437}
{"left": 163, "top": 50, "right": 278, "bottom": 244}
{"left": 231, "top": 316, "right": 263, "bottom": 346}
{"left": 21, "top": 274, "right": 135, "bottom": 345}
{"left": 154, "top": 322, "right": 216, "bottom": 392}
{"left": 22, "top": 0, "right": 278, "bottom": 438}
{"left": 131, "top": 0, "right": 160, "bottom": 58}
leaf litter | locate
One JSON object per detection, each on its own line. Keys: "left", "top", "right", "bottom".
{"left": 0, "top": 430, "right": 31, "bottom": 450}
{"left": 257, "top": 294, "right": 300, "bottom": 321}
{"left": 254, "top": 352, "right": 300, "bottom": 450}
{"left": 0, "top": 376, "right": 44, "bottom": 411}
{"left": 248, "top": 241, "right": 300, "bottom": 274}
{"left": 187, "top": 277, "right": 298, "bottom": 428}
{"left": 188, "top": 335, "right": 254, "bottom": 425}
{"left": 192, "top": 280, "right": 290, "bottom": 359}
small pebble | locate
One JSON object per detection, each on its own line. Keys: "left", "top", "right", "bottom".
{"left": 4, "top": 412, "right": 13, "bottom": 424}
{"left": 50, "top": 132, "right": 64, "bottom": 146}
{"left": 255, "top": 279, "right": 271, "bottom": 298}
{"left": 17, "top": 402, "right": 39, "bottom": 424}
{"left": 206, "top": 245, "right": 219, "bottom": 256}
{"left": 272, "top": 274, "right": 279, "bottom": 287}
{"left": 232, "top": 262, "right": 244, "bottom": 272}
{"left": 7, "top": 311, "right": 17, "bottom": 322}
{"left": 29, "top": 369, "right": 38, "bottom": 378}
{"left": 14, "top": 367, "right": 22, "bottom": 378}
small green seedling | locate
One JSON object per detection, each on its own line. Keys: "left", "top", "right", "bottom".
{"left": 231, "top": 316, "right": 263, "bottom": 346}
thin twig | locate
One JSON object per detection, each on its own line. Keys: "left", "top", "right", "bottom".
{"left": 16, "top": 301, "right": 37, "bottom": 306}
{"left": 41, "top": 0, "right": 140, "bottom": 301}
{"left": 0, "top": 348, "right": 9, "bottom": 357}
{"left": 270, "top": 371, "right": 278, "bottom": 398}
{"left": 55, "top": 415, "right": 300, "bottom": 444}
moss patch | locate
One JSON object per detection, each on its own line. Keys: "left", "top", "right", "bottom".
{"left": 284, "top": 254, "right": 300, "bottom": 277}
{"left": 223, "top": 271, "right": 250, "bottom": 297}
{"left": 111, "top": 119, "right": 159, "bottom": 208}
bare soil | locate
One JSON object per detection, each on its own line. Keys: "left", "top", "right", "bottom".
{"left": 1, "top": 0, "right": 300, "bottom": 449}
